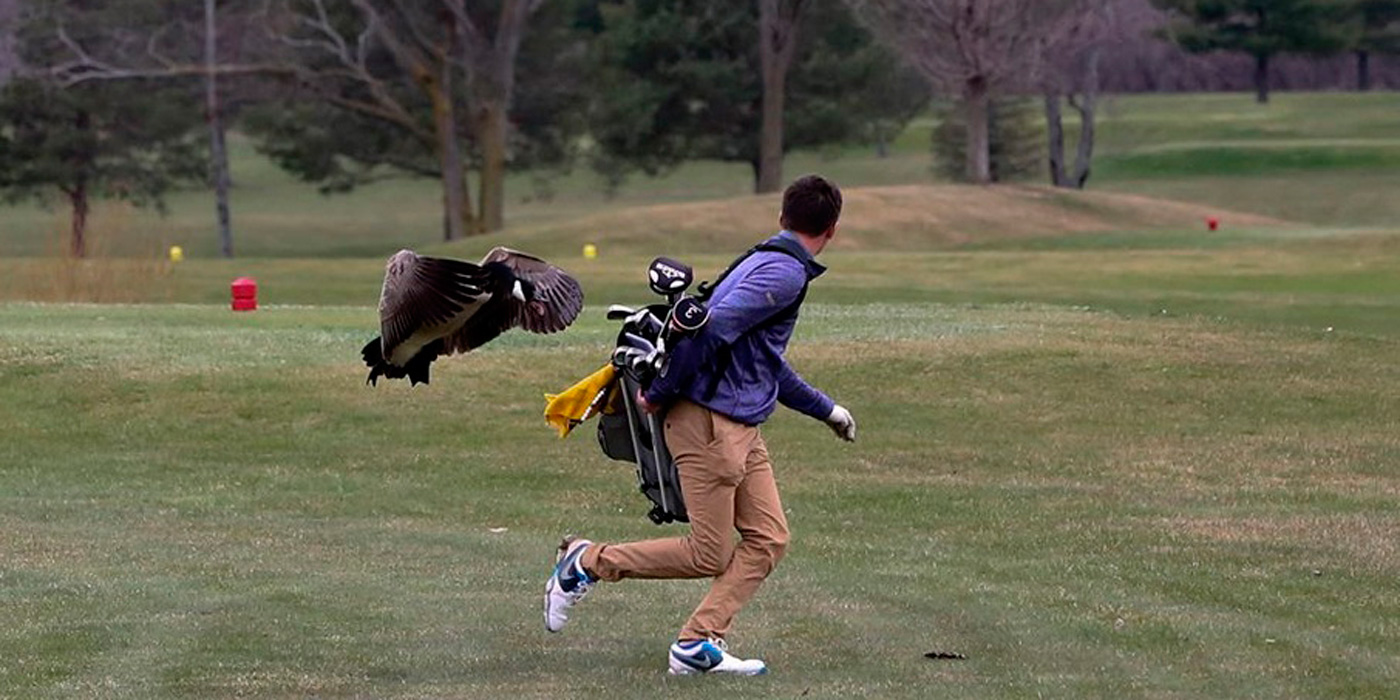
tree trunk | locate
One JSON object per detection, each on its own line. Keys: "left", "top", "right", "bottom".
{"left": 206, "top": 0, "right": 234, "bottom": 258}
{"left": 68, "top": 178, "right": 89, "bottom": 259}
{"left": 1044, "top": 93, "right": 1068, "bottom": 187}
{"left": 429, "top": 60, "right": 469, "bottom": 241}
{"left": 1357, "top": 50, "right": 1371, "bottom": 92}
{"left": 1070, "top": 93, "right": 1096, "bottom": 189}
{"left": 1254, "top": 53, "right": 1270, "bottom": 104}
{"left": 757, "top": 0, "right": 804, "bottom": 194}
{"left": 476, "top": 101, "right": 508, "bottom": 234}
{"left": 210, "top": 119, "right": 234, "bottom": 257}
{"left": 964, "top": 77, "right": 991, "bottom": 184}
{"left": 451, "top": 0, "right": 543, "bottom": 235}
{"left": 757, "top": 58, "right": 786, "bottom": 194}
{"left": 68, "top": 108, "right": 92, "bottom": 258}
{"left": 1069, "top": 47, "right": 1100, "bottom": 189}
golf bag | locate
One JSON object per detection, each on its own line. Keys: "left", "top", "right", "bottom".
{"left": 596, "top": 258, "right": 710, "bottom": 525}
{"left": 595, "top": 242, "right": 807, "bottom": 525}
{"left": 596, "top": 358, "right": 685, "bottom": 525}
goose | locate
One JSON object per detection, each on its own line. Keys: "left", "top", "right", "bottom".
{"left": 361, "top": 247, "right": 584, "bottom": 386}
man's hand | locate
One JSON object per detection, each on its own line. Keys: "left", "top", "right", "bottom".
{"left": 636, "top": 388, "right": 660, "bottom": 414}
{"left": 825, "top": 404, "right": 856, "bottom": 442}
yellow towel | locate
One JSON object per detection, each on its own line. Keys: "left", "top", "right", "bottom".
{"left": 544, "top": 364, "right": 620, "bottom": 438}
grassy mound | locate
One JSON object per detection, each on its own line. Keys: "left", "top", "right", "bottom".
{"left": 472, "top": 184, "right": 1286, "bottom": 258}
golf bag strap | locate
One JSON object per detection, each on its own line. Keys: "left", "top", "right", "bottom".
{"left": 699, "top": 239, "right": 810, "bottom": 403}
{"left": 695, "top": 237, "right": 808, "bottom": 302}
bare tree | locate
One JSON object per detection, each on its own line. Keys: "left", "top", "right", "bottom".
{"left": 295, "top": 0, "right": 474, "bottom": 238}
{"left": 757, "top": 0, "right": 807, "bottom": 193}
{"left": 44, "top": 0, "right": 547, "bottom": 239}
{"left": 444, "top": 0, "right": 544, "bottom": 234}
{"left": 206, "top": 0, "right": 235, "bottom": 257}
{"left": 1043, "top": 0, "right": 1115, "bottom": 189}
{"left": 44, "top": 0, "right": 466, "bottom": 240}
{"left": 279, "top": 0, "right": 545, "bottom": 235}
{"left": 847, "top": 0, "right": 1085, "bottom": 184}
{"left": 26, "top": 2, "right": 270, "bottom": 256}
{"left": 0, "top": 0, "right": 19, "bottom": 86}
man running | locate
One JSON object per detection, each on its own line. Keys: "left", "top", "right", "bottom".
{"left": 545, "top": 174, "right": 857, "bottom": 676}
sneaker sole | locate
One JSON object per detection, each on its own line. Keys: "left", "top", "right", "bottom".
{"left": 667, "top": 666, "right": 768, "bottom": 676}
{"left": 668, "top": 650, "right": 767, "bottom": 676}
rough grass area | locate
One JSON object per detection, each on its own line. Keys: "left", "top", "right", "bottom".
{"left": 3, "top": 224, "right": 1399, "bottom": 697}
{"left": 2, "top": 296, "right": 1397, "bottom": 699}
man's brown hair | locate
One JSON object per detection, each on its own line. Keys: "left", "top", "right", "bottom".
{"left": 780, "top": 175, "right": 842, "bottom": 235}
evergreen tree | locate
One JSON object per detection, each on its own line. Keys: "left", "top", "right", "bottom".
{"left": 1154, "top": 0, "right": 1350, "bottom": 103}
{"left": 0, "top": 78, "right": 205, "bottom": 258}
{"left": 586, "top": 0, "right": 923, "bottom": 193}
{"left": 1347, "top": 0, "right": 1400, "bottom": 90}
{"left": 931, "top": 98, "right": 1039, "bottom": 184}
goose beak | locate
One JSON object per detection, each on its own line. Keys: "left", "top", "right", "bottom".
{"left": 512, "top": 280, "right": 526, "bottom": 302}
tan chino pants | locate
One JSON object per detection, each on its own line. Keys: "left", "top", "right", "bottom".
{"left": 580, "top": 399, "right": 790, "bottom": 641}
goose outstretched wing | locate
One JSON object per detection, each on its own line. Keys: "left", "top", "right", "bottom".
{"left": 378, "top": 249, "right": 492, "bottom": 353}
{"left": 480, "top": 247, "right": 584, "bottom": 334}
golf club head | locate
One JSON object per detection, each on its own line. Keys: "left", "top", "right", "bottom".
{"left": 620, "top": 332, "right": 657, "bottom": 354}
{"left": 668, "top": 296, "right": 709, "bottom": 334}
{"left": 647, "top": 257, "right": 693, "bottom": 297}
{"left": 625, "top": 308, "right": 664, "bottom": 337}
{"left": 611, "top": 346, "right": 658, "bottom": 379}
{"left": 606, "top": 304, "right": 638, "bottom": 320}
{"left": 611, "top": 346, "right": 645, "bottom": 369}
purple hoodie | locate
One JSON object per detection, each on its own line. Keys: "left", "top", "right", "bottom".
{"left": 644, "top": 231, "right": 833, "bottom": 425}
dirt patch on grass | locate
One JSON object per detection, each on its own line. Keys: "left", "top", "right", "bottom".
{"left": 1166, "top": 514, "right": 1400, "bottom": 571}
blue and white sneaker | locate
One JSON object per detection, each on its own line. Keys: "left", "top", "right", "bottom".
{"left": 668, "top": 638, "right": 768, "bottom": 676}
{"left": 544, "top": 536, "right": 594, "bottom": 633}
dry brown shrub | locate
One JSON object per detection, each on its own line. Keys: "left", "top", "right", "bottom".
{"left": 3, "top": 203, "right": 176, "bottom": 303}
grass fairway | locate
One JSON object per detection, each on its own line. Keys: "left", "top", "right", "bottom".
{"left": 2, "top": 90, "right": 1399, "bottom": 697}
{"left": 3, "top": 225, "right": 1399, "bottom": 698}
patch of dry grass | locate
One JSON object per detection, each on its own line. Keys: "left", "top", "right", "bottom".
{"left": 470, "top": 184, "right": 1287, "bottom": 258}
{"left": 1166, "top": 514, "right": 1400, "bottom": 573}
{"left": 0, "top": 203, "right": 179, "bottom": 303}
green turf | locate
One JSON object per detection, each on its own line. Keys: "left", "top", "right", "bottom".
{"left": 1095, "top": 144, "right": 1400, "bottom": 178}
{"left": 3, "top": 222, "right": 1399, "bottom": 697}
{"left": 2, "top": 91, "right": 1399, "bottom": 697}
{"left": 1086, "top": 92, "right": 1400, "bottom": 224}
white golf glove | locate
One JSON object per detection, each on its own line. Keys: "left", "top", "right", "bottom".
{"left": 825, "top": 404, "right": 856, "bottom": 442}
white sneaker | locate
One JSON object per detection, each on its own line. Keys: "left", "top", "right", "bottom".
{"left": 668, "top": 638, "right": 768, "bottom": 676}
{"left": 544, "top": 536, "right": 594, "bottom": 633}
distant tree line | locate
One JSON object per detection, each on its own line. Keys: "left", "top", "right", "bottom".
{"left": 0, "top": 0, "right": 1395, "bottom": 257}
